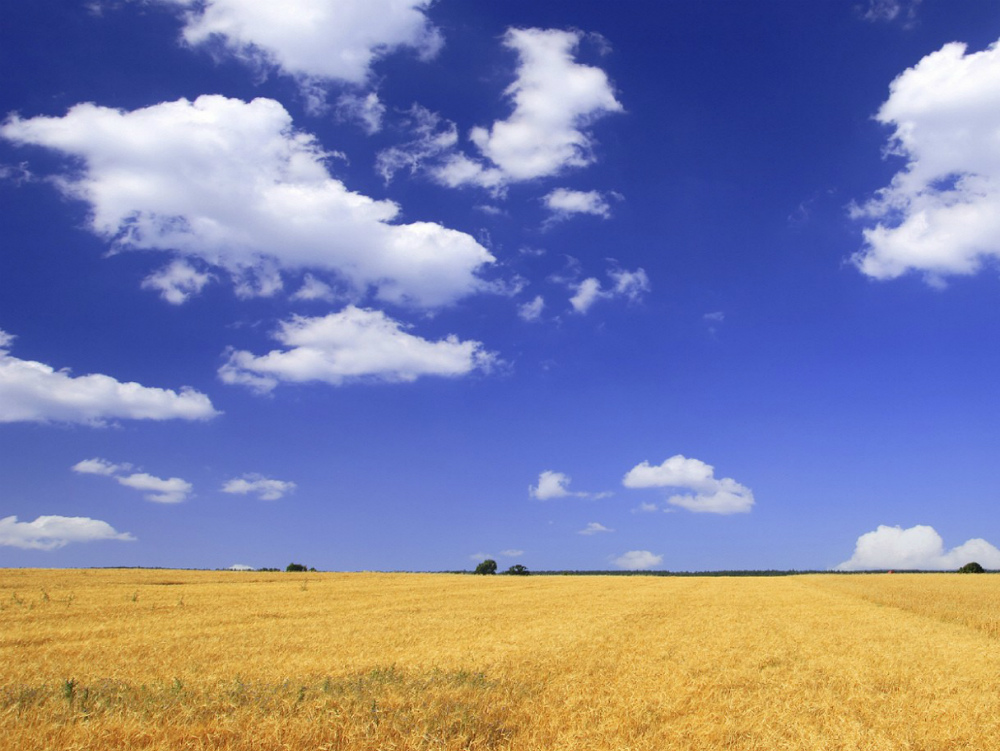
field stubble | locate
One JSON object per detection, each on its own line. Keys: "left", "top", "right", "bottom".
{"left": 2, "top": 569, "right": 1000, "bottom": 749}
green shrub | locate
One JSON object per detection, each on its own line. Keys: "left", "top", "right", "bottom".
{"left": 505, "top": 564, "right": 529, "bottom": 576}
{"left": 286, "top": 563, "right": 308, "bottom": 572}
{"left": 473, "top": 559, "right": 497, "bottom": 575}
{"left": 958, "top": 561, "right": 985, "bottom": 573}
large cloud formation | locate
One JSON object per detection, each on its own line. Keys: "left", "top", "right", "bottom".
{"left": 852, "top": 38, "right": 1000, "bottom": 283}
{"left": 1, "top": 96, "right": 494, "bottom": 308}
{"left": 0, "top": 515, "right": 135, "bottom": 550}
{"left": 623, "top": 454, "right": 754, "bottom": 514}
{"left": 835, "top": 524, "right": 1000, "bottom": 571}
{"left": 220, "top": 306, "right": 496, "bottom": 392}
{"left": 0, "top": 330, "right": 217, "bottom": 424}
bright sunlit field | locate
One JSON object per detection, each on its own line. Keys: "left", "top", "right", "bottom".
{"left": 3, "top": 569, "right": 1000, "bottom": 750}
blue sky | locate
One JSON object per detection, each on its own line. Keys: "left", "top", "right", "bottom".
{"left": 3, "top": 0, "right": 1000, "bottom": 572}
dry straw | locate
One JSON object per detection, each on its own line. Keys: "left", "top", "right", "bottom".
{"left": 2, "top": 569, "right": 1000, "bottom": 749}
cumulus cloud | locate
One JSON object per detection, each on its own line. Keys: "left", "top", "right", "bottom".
{"left": 543, "top": 188, "right": 614, "bottom": 223}
{"left": 219, "top": 306, "right": 497, "bottom": 392}
{"left": 613, "top": 550, "right": 663, "bottom": 571}
{"left": 623, "top": 454, "right": 754, "bottom": 514}
{"left": 0, "top": 329, "right": 217, "bottom": 424}
{"left": 141, "top": 259, "right": 213, "bottom": 305}
{"left": 568, "top": 267, "right": 649, "bottom": 314}
{"left": 222, "top": 473, "right": 296, "bottom": 501}
{"left": 529, "top": 470, "right": 575, "bottom": 499}
{"left": 1, "top": 95, "right": 494, "bottom": 308}
{"left": 0, "top": 515, "right": 135, "bottom": 550}
{"left": 835, "top": 524, "right": 1000, "bottom": 571}
{"left": 851, "top": 38, "right": 1000, "bottom": 284}
{"left": 579, "top": 522, "right": 613, "bottom": 535}
{"left": 459, "top": 28, "right": 622, "bottom": 185}
{"left": 411, "top": 28, "right": 621, "bottom": 192}
{"left": 73, "top": 458, "right": 193, "bottom": 503}
{"left": 159, "top": 0, "right": 441, "bottom": 104}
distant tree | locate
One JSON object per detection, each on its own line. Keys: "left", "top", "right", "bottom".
{"left": 286, "top": 563, "right": 308, "bottom": 572}
{"left": 474, "top": 559, "right": 497, "bottom": 575}
{"left": 505, "top": 564, "right": 529, "bottom": 576}
{"left": 958, "top": 561, "right": 985, "bottom": 573}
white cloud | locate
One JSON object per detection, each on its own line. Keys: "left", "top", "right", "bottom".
{"left": 74, "top": 458, "right": 193, "bottom": 503}
{"left": 72, "top": 458, "right": 128, "bottom": 476}
{"left": 141, "top": 259, "right": 213, "bottom": 304}
{"left": 0, "top": 329, "right": 218, "bottom": 424}
{"left": 578, "top": 522, "right": 613, "bottom": 535}
{"left": 608, "top": 267, "right": 650, "bottom": 302}
{"left": 613, "top": 550, "right": 662, "bottom": 571}
{"left": 291, "top": 274, "right": 336, "bottom": 302}
{"left": 543, "top": 188, "right": 613, "bottom": 222}
{"left": 376, "top": 105, "right": 459, "bottom": 183}
{"left": 1, "top": 95, "right": 494, "bottom": 308}
{"left": 568, "top": 267, "right": 649, "bottom": 314}
{"left": 851, "top": 38, "right": 1000, "bottom": 283}
{"left": 569, "top": 277, "right": 604, "bottom": 314}
{"left": 458, "top": 28, "right": 623, "bottom": 185}
{"left": 500, "top": 549, "right": 524, "bottom": 558}
{"left": 228, "top": 563, "right": 254, "bottom": 571}
{"left": 836, "top": 524, "right": 1000, "bottom": 571}
{"left": 162, "top": 0, "right": 441, "bottom": 94}
{"left": 219, "top": 306, "right": 497, "bottom": 392}
{"left": 860, "top": 0, "right": 921, "bottom": 25}
{"left": 117, "top": 472, "right": 192, "bottom": 504}
{"left": 0, "top": 515, "right": 135, "bottom": 550}
{"left": 518, "top": 295, "right": 545, "bottom": 322}
{"left": 529, "top": 470, "right": 610, "bottom": 500}
{"left": 222, "top": 474, "right": 296, "bottom": 501}
{"left": 623, "top": 455, "right": 754, "bottom": 515}
{"left": 529, "top": 470, "right": 574, "bottom": 500}
{"left": 432, "top": 153, "right": 507, "bottom": 193}
{"left": 378, "top": 29, "right": 621, "bottom": 192}
{"left": 335, "top": 92, "right": 386, "bottom": 134}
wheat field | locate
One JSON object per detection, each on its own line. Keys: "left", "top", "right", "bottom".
{"left": 2, "top": 569, "right": 1000, "bottom": 750}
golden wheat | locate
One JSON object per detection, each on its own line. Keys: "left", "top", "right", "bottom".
{"left": 2, "top": 569, "right": 999, "bottom": 749}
